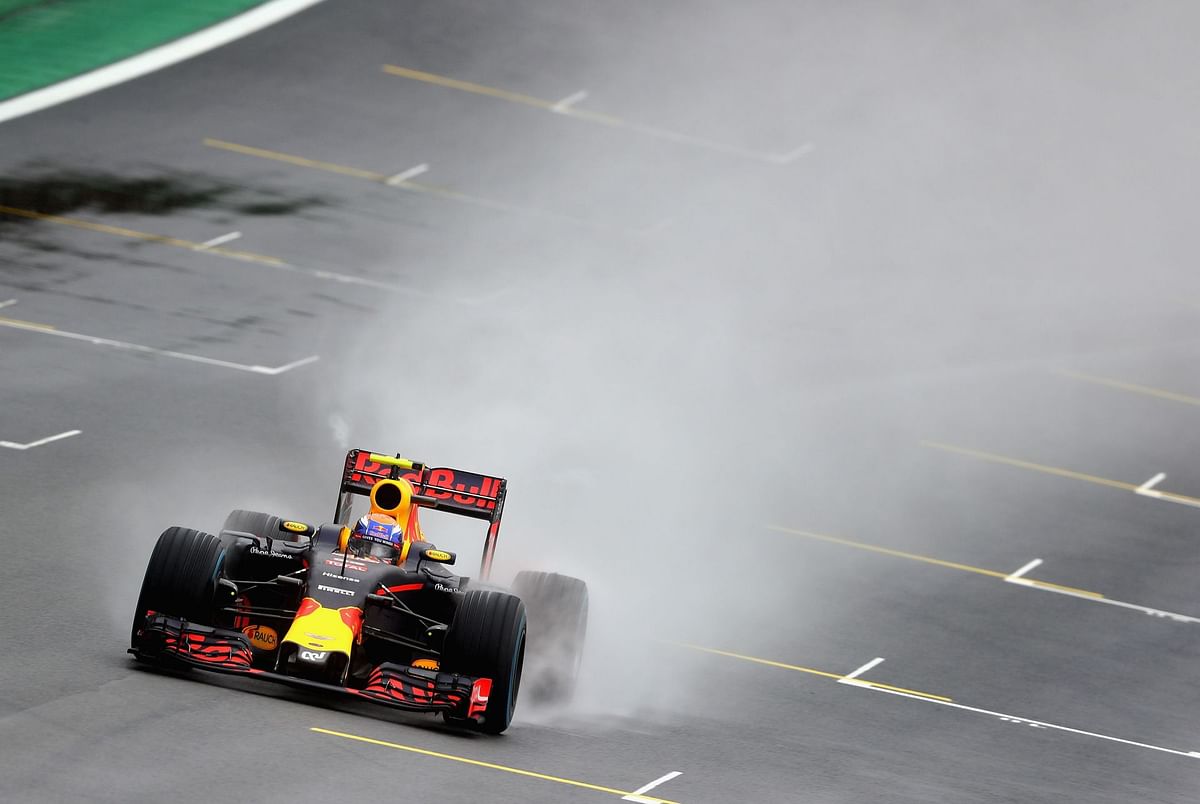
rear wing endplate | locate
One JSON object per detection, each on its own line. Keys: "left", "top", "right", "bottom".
{"left": 334, "top": 449, "right": 507, "bottom": 578}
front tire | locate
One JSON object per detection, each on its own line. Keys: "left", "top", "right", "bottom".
{"left": 130, "top": 526, "right": 223, "bottom": 649}
{"left": 442, "top": 590, "right": 526, "bottom": 734}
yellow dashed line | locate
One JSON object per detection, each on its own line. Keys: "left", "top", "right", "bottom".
{"left": 920, "top": 440, "right": 1140, "bottom": 492}
{"left": 676, "top": 643, "right": 845, "bottom": 680}
{"left": 767, "top": 525, "right": 1009, "bottom": 579}
{"left": 1059, "top": 370, "right": 1200, "bottom": 408}
{"left": 768, "top": 525, "right": 1106, "bottom": 599}
{"left": 921, "top": 439, "right": 1200, "bottom": 508}
{"left": 0, "top": 315, "right": 56, "bottom": 331}
{"left": 677, "top": 644, "right": 952, "bottom": 702}
{"left": 382, "top": 65, "right": 556, "bottom": 111}
{"left": 310, "top": 727, "right": 679, "bottom": 803}
{"left": 203, "top": 137, "right": 619, "bottom": 228}
{"left": 0, "top": 204, "right": 283, "bottom": 266}
{"left": 204, "top": 138, "right": 387, "bottom": 181}
{"left": 378, "top": 65, "right": 789, "bottom": 162}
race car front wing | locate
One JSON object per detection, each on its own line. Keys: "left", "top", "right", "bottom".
{"left": 133, "top": 614, "right": 489, "bottom": 720}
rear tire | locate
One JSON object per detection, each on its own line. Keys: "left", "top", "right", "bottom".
{"left": 220, "top": 509, "right": 281, "bottom": 543}
{"left": 512, "top": 571, "right": 588, "bottom": 705}
{"left": 442, "top": 590, "right": 526, "bottom": 734}
{"left": 130, "top": 527, "right": 223, "bottom": 649}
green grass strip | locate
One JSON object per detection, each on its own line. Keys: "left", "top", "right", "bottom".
{"left": 0, "top": 0, "right": 267, "bottom": 100}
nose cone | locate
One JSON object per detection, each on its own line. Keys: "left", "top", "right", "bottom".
{"left": 282, "top": 598, "right": 360, "bottom": 657}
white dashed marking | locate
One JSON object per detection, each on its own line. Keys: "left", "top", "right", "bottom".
{"left": 195, "top": 231, "right": 242, "bottom": 250}
{"left": 0, "top": 429, "right": 81, "bottom": 451}
{"left": 385, "top": 163, "right": 430, "bottom": 186}
{"left": 552, "top": 90, "right": 588, "bottom": 113}
{"left": 622, "top": 771, "right": 682, "bottom": 803}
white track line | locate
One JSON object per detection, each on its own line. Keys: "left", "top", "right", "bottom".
{"left": 1005, "top": 558, "right": 1042, "bottom": 581}
{"left": 839, "top": 657, "right": 885, "bottom": 684}
{"left": 1132, "top": 472, "right": 1200, "bottom": 510}
{"left": 195, "top": 231, "right": 242, "bottom": 250}
{"left": 856, "top": 681, "right": 1199, "bottom": 759}
{"left": 622, "top": 771, "right": 682, "bottom": 803}
{"left": 0, "top": 0, "right": 327, "bottom": 125}
{"left": 0, "top": 299, "right": 16, "bottom": 310}
{"left": 0, "top": 429, "right": 81, "bottom": 451}
{"left": 385, "top": 163, "right": 430, "bottom": 186}
{"left": 1002, "top": 557, "right": 1200, "bottom": 623}
{"left": 0, "top": 316, "right": 318, "bottom": 376}
{"left": 1138, "top": 472, "right": 1167, "bottom": 493}
{"left": 1005, "top": 574, "right": 1200, "bottom": 624}
{"left": 552, "top": 90, "right": 588, "bottom": 114}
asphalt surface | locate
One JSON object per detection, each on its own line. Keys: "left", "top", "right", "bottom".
{"left": 3, "top": 2, "right": 1200, "bottom": 802}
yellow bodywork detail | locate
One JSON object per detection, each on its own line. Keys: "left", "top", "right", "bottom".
{"left": 368, "top": 454, "right": 416, "bottom": 469}
{"left": 283, "top": 604, "right": 354, "bottom": 657}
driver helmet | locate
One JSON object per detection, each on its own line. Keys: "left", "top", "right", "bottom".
{"left": 349, "top": 512, "right": 404, "bottom": 562}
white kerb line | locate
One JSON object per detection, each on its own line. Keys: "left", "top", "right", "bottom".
{"left": 839, "top": 657, "right": 885, "bottom": 684}
{"left": 195, "top": 231, "right": 242, "bottom": 250}
{"left": 0, "top": 298, "right": 16, "bottom": 310}
{"left": 1137, "top": 472, "right": 1167, "bottom": 495}
{"left": 551, "top": 90, "right": 588, "bottom": 113}
{"left": 622, "top": 771, "right": 682, "bottom": 803}
{"left": 385, "top": 163, "right": 429, "bottom": 186}
{"left": 1005, "top": 558, "right": 1043, "bottom": 582}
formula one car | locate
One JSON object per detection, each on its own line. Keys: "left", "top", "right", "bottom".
{"left": 129, "top": 448, "right": 588, "bottom": 734}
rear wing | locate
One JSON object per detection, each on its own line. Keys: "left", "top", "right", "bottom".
{"left": 333, "top": 449, "right": 507, "bottom": 578}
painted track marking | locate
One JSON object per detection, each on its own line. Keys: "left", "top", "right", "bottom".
{"left": 552, "top": 90, "right": 589, "bottom": 113}
{"left": 0, "top": 203, "right": 411, "bottom": 292}
{"left": 380, "top": 64, "right": 811, "bottom": 164}
{"left": 1004, "top": 560, "right": 1200, "bottom": 623}
{"left": 0, "top": 312, "right": 317, "bottom": 376}
{"left": 385, "top": 163, "right": 429, "bottom": 186}
{"left": 770, "top": 525, "right": 1200, "bottom": 623}
{"left": 623, "top": 771, "right": 682, "bottom": 803}
{"left": 203, "top": 138, "right": 619, "bottom": 230}
{"left": 1060, "top": 370, "right": 1200, "bottom": 408}
{"left": 195, "top": 231, "right": 242, "bottom": 250}
{"left": 1138, "top": 472, "right": 1167, "bottom": 493}
{"left": 921, "top": 440, "right": 1200, "bottom": 509}
{"left": 860, "top": 681, "right": 1200, "bottom": 760}
{"left": 686, "top": 645, "right": 1200, "bottom": 760}
{"left": 840, "top": 657, "right": 885, "bottom": 683}
{"left": 0, "top": 429, "right": 80, "bottom": 451}
{"left": 677, "top": 644, "right": 949, "bottom": 701}
{"left": 1005, "top": 558, "right": 1043, "bottom": 581}
{"left": 0, "top": 204, "right": 280, "bottom": 265}
{"left": 310, "top": 727, "right": 681, "bottom": 803}
{"left": 0, "top": 299, "right": 16, "bottom": 310}
{"left": 1134, "top": 472, "right": 1200, "bottom": 509}
{"left": 0, "top": 0, "right": 327, "bottom": 126}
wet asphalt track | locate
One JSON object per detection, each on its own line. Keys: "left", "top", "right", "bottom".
{"left": 4, "top": 2, "right": 1200, "bottom": 802}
